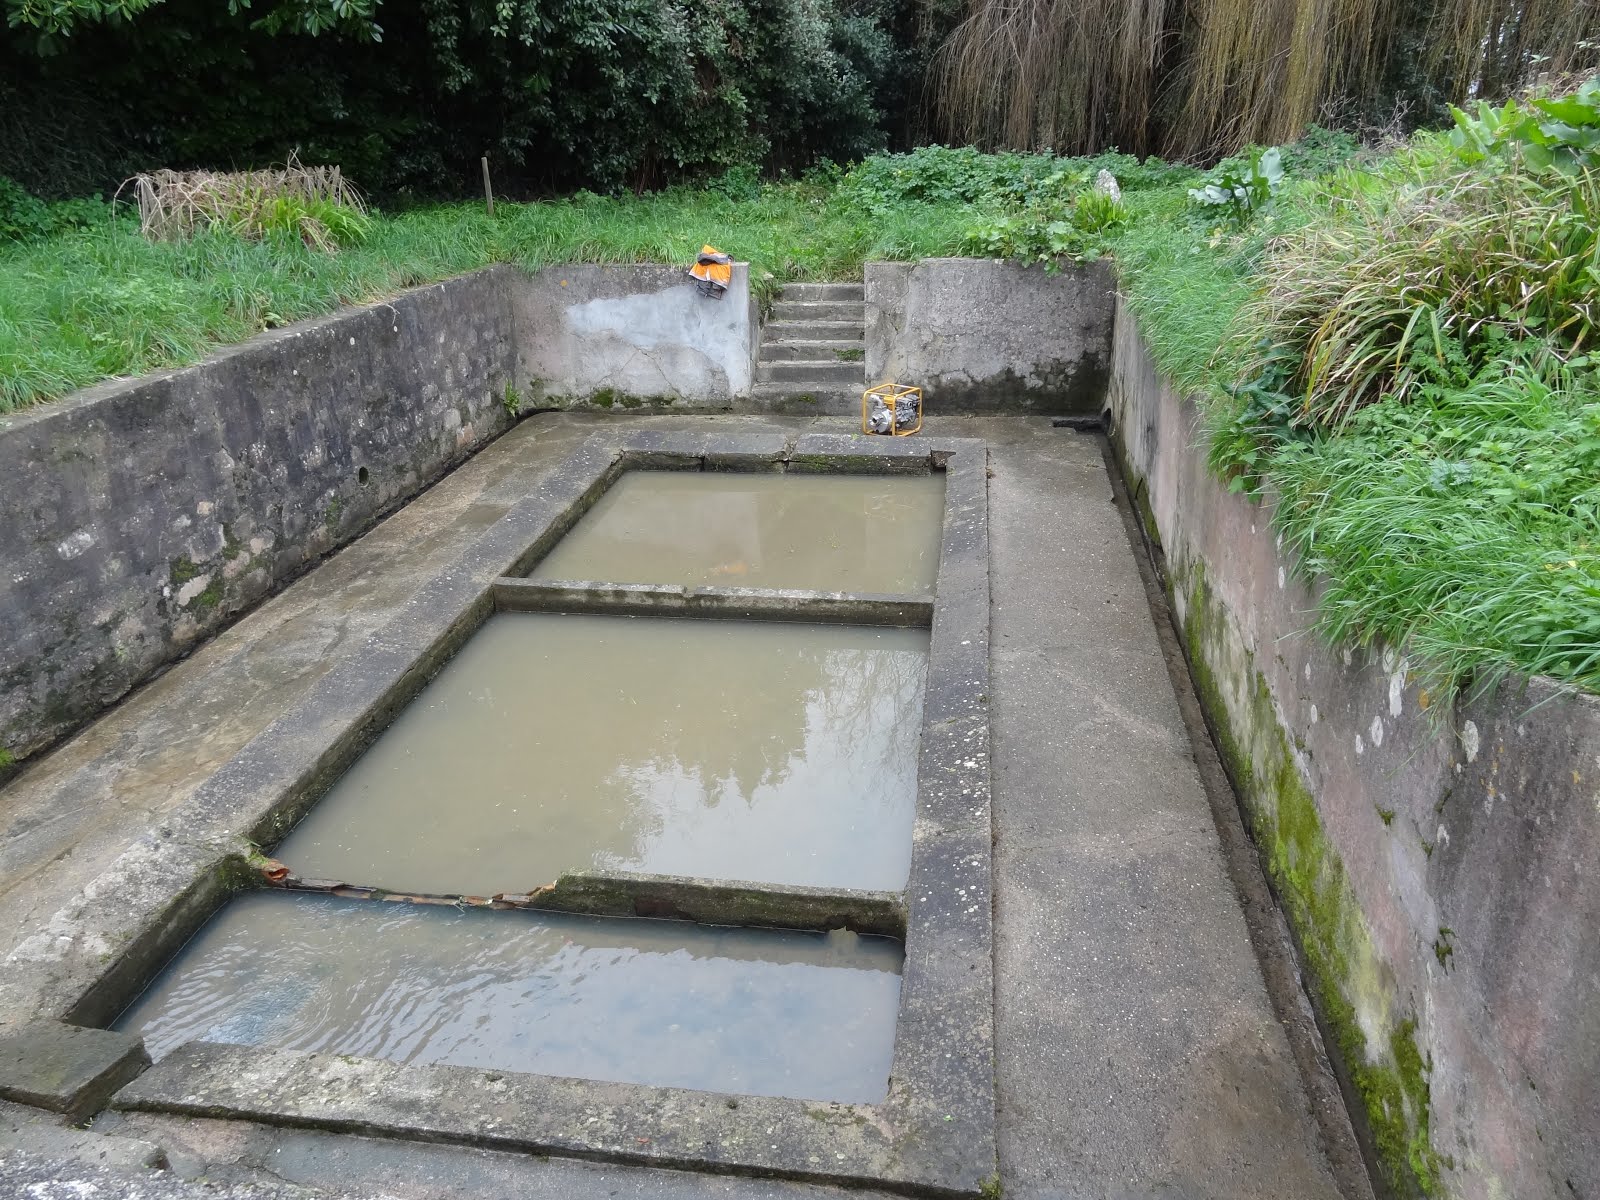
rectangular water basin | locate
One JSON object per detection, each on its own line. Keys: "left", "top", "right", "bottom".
{"left": 274, "top": 612, "right": 927, "bottom": 895}
{"left": 529, "top": 470, "right": 945, "bottom": 594}
{"left": 116, "top": 891, "right": 903, "bottom": 1103}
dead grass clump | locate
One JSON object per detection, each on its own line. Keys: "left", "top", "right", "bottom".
{"left": 123, "top": 154, "right": 369, "bottom": 250}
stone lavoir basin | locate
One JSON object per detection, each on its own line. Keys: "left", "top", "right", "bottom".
{"left": 116, "top": 891, "right": 904, "bottom": 1103}
{"left": 528, "top": 469, "right": 946, "bottom": 593}
{"left": 109, "top": 455, "right": 974, "bottom": 1114}
{"left": 273, "top": 612, "right": 929, "bottom": 895}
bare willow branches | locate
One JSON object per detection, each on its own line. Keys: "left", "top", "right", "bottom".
{"left": 929, "top": 0, "right": 1600, "bottom": 160}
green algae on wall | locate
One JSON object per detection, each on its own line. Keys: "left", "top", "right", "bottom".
{"left": 1176, "top": 558, "right": 1441, "bottom": 1197}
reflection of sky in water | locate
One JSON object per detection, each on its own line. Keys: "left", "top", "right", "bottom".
{"left": 118, "top": 892, "right": 902, "bottom": 1103}
{"left": 276, "top": 615, "right": 927, "bottom": 895}
{"left": 530, "top": 470, "right": 946, "bottom": 594}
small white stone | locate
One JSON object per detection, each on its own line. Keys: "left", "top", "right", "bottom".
{"left": 1370, "top": 714, "right": 1384, "bottom": 747}
{"left": 1461, "top": 720, "right": 1480, "bottom": 763}
{"left": 1389, "top": 671, "right": 1404, "bottom": 718}
{"left": 1277, "top": 566, "right": 1286, "bottom": 589}
{"left": 1355, "top": 734, "right": 1365, "bottom": 755}
{"left": 55, "top": 529, "right": 94, "bottom": 560}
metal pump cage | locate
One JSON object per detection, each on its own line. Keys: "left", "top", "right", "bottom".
{"left": 862, "top": 382, "right": 923, "bottom": 437}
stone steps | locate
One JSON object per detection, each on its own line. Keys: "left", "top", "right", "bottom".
{"left": 759, "top": 339, "right": 864, "bottom": 362}
{"left": 777, "top": 282, "right": 864, "bottom": 302}
{"left": 755, "top": 360, "right": 864, "bottom": 385}
{"left": 761, "top": 319, "right": 865, "bottom": 342}
{"left": 748, "top": 382, "right": 864, "bottom": 415}
{"left": 752, "top": 281, "right": 865, "bottom": 408}
{"left": 770, "top": 299, "right": 864, "bottom": 323}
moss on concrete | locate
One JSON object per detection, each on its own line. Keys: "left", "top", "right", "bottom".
{"left": 1178, "top": 559, "right": 1440, "bottom": 1197}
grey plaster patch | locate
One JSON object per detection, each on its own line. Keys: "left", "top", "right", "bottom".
{"left": 514, "top": 265, "right": 756, "bottom": 408}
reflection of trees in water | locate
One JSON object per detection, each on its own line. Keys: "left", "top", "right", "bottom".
{"left": 594, "top": 629, "right": 927, "bottom": 865}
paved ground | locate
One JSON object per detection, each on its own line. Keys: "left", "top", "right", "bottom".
{"left": 1, "top": 414, "right": 1371, "bottom": 1200}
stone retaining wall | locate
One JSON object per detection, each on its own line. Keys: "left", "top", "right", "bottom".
{"left": 0, "top": 261, "right": 762, "bottom": 768}
{"left": 0, "top": 268, "right": 520, "bottom": 768}
{"left": 1107, "top": 293, "right": 1600, "bottom": 1200}
{"left": 865, "top": 257, "right": 1115, "bottom": 413}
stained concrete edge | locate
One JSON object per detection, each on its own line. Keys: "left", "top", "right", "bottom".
{"left": 492, "top": 579, "right": 934, "bottom": 627}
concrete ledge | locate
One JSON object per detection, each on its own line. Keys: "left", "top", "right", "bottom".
{"left": 864, "top": 258, "right": 1115, "bottom": 414}
{"left": 491, "top": 579, "right": 934, "bottom": 626}
{"left": 262, "top": 868, "right": 907, "bottom": 939}
{"left": 1107, "top": 293, "right": 1600, "bottom": 1200}
{"left": 0, "top": 1024, "right": 150, "bottom": 1120}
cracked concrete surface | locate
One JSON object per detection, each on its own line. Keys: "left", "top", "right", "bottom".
{"left": 2, "top": 414, "right": 1371, "bottom": 1200}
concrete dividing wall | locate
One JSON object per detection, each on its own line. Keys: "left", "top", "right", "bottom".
{"left": 513, "top": 263, "right": 755, "bottom": 409}
{"left": 0, "top": 268, "right": 520, "bottom": 767}
{"left": 1107, "top": 294, "right": 1600, "bottom": 1200}
{"left": 864, "top": 258, "right": 1115, "bottom": 413}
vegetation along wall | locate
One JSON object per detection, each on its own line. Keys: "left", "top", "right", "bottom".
{"left": 1108, "top": 293, "right": 1600, "bottom": 1200}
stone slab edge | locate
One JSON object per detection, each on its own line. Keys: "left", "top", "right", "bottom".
{"left": 0, "top": 1024, "right": 150, "bottom": 1121}
{"left": 261, "top": 867, "right": 908, "bottom": 939}
{"left": 4, "top": 428, "right": 994, "bottom": 1195}
{"left": 492, "top": 579, "right": 933, "bottom": 628}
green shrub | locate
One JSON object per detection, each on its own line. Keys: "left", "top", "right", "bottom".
{"left": 0, "top": 176, "right": 51, "bottom": 242}
{"left": 1188, "top": 146, "right": 1285, "bottom": 228}
{"left": 1449, "top": 76, "right": 1600, "bottom": 175}
{"left": 1268, "top": 352, "right": 1600, "bottom": 692}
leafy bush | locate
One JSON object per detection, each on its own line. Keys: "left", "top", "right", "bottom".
{"left": 0, "top": 176, "right": 50, "bottom": 242}
{"left": 0, "top": 176, "right": 114, "bottom": 242}
{"left": 959, "top": 184, "right": 1128, "bottom": 265}
{"left": 1449, "top": 76, "right": 1600, "bottom": 174}
{"left": 1188, "top": 146, "right": 1285, "bottom": 227}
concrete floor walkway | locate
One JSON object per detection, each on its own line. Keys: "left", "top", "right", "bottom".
{"left": 1, "top": 414, "right": 1370, "bottom": 1200}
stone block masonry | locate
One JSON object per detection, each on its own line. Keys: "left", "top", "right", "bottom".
{"left": 0, "top": 263, "right": 764, "bottom": 769}
{"left": 0, "top": 267, "right": 520, "bottom": 767}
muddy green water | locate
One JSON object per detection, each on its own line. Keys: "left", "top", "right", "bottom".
{"left": 530, "top": 470, "right": 945, "bottom": 593}
{"left": 117, "top": 891, "right": 902, "bottom": 1102}
{"left": 275, "top": 613, "right": 926, "bottom": 895}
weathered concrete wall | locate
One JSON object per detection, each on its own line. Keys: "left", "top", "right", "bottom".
{"left": 513, "top": 263, "right": 755, "bottom": 410}
{"left": 864, "top": 258, "right": 1115, "bottom": 413}
{"left": 0, "top": 268, "right": 519, "bottom": 768}
{"left": 1106, "top": 293, "right": 1600, "bottom": 1200}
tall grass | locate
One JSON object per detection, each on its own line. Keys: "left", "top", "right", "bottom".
{"left": 0, "top": 182, "right": 970, "bottom": 412}
{"left": 1269, "top": 356, "right": 1600, "bottom": 693}
{"left": 1238, "top": 157, "right": 1600, "bottom": 427}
